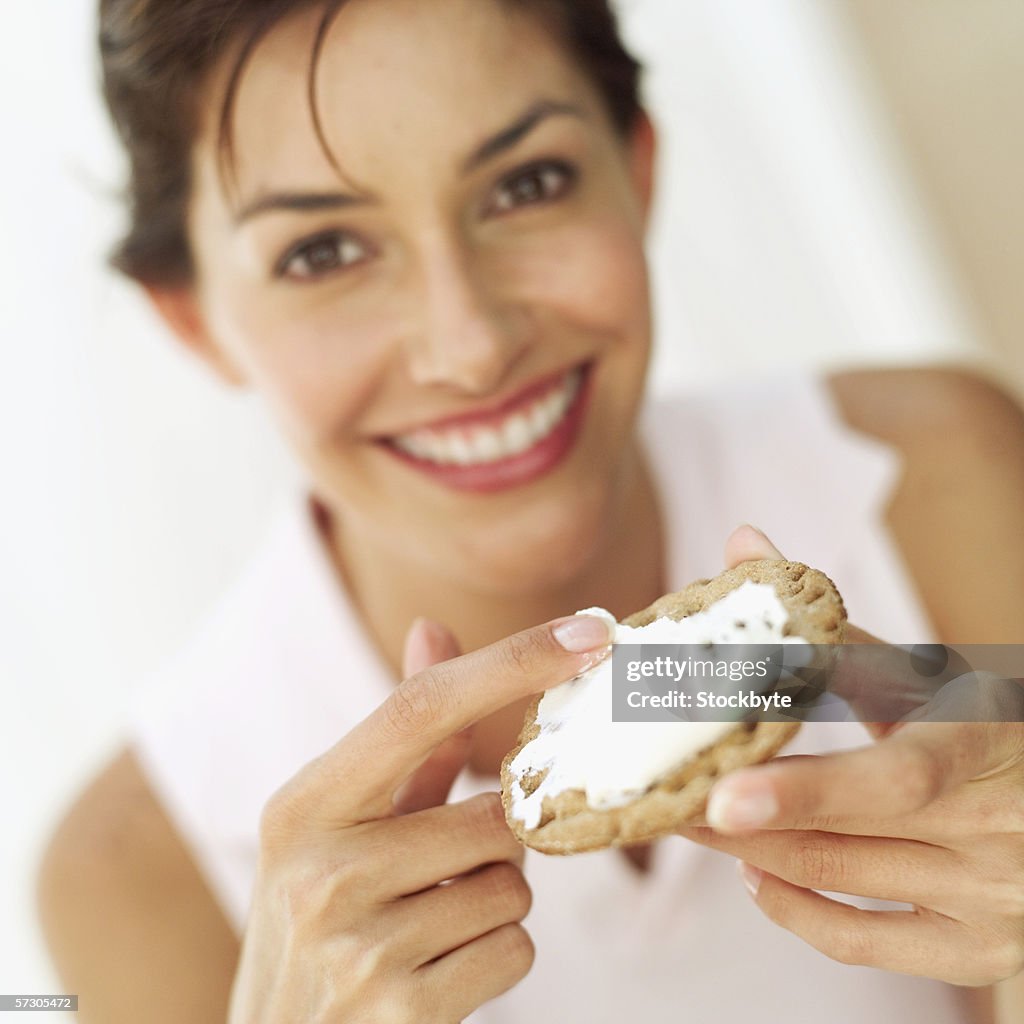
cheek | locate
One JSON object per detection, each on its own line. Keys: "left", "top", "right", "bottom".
{"left": 508, "top": 218, "right": 650, "bottom": 336}
{"left": 204, "top": 287, "right": 391, "bottom": 449}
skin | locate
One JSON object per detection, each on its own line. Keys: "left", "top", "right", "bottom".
{"left": 36, "top": 0, "right": 1024, "bottom": 1020}
{"left": 680, "top": 373, "right": 1024, "bottom": 1023}
{"left": 157, "top": 0, "right": 666, "bottom": 782}
{"left": 179, "top": 0, "right": 663, "bottom": 647}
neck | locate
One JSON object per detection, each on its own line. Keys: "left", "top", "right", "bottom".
{"left": 316, "top": 434, "right": 667, "bottom": 773}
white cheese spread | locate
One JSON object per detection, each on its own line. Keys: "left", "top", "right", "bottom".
{"left": 507, "top": 581, "right": 808, "bottom": 829}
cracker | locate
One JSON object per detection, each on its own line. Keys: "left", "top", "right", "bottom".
{"left": 500, "top": 560, "right": 846, "bottom": 854}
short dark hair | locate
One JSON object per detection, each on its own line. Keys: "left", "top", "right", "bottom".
{"left": 98, "top": 0, "right": 645, "bottom": 286}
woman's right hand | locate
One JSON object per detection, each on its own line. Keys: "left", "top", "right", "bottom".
{"left": 227, "top": 612, "right": 614, "bottom": 1024}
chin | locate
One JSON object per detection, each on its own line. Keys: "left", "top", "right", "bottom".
{"left": 448, "top": 476, "right": 617, "bottom": 598}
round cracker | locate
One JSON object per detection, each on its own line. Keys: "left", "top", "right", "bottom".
{"left": 500, "top": 560, "right": 846, "bottom": 854}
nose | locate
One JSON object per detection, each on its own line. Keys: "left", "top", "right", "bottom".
{"left": 405, "top": 233, "right": 529, "bottom": 394}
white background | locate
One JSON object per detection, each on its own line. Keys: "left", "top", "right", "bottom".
{"left": 0, "top": 0, "right": 979, "bottom": 1002}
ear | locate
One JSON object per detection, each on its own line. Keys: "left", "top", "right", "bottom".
{"left": 626, "top": 109, "right": 658, "bottom": 229}
{"left": 144, "top": 285, "right": 248, "bottom": 388}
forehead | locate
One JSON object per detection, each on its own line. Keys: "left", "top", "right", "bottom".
{"left": 199, "top": 0, "right": 605, "bottom": 201}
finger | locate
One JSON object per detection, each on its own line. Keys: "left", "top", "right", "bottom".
{"left": 724, "top": 524, "right": 785, "bottom": 568}
{"left": 391, "top": 728, "right": 474, "bottom": 815}
{"left": 720, "top": 530, "right": 929, "bottom": 739}
{"left": 720, "top": 528, "right": 899, "bottom": 737}
{"left": 720, "top": 530, "right": 920, "bottom": 739}
{"left": 387, "top": 861, "right": 532, "bottom": 967}
{"left": 736, "top": 865, "right": 1000, "bottom": 985}
{"left": 826, "top": 627, "right": 915, "bottom": 740}
{"left": 678, "top": 826, "right": 968, "bottom": 915}
{"left": 345, "top": 793, "right": 524, "bottom": 900}
{"left": 402, "top": 617, "right": 462, "bottom": 679}
{"left": 719, "top": 527, "right": 900, "bottom": 727}
{"left": 706, "top": 724, "right": 1022, "bottom": 832}
{"left": 282, "top": 613, "right": 614, "bottom": 828}
{"left": 825, "top": 628, "right": 1013, "bottom": 741}
{"left": 393, "top": 618, "right": 473, "bottom": 814}
{"left": 418, "top": 922, "right": 535, "bottom": 1021}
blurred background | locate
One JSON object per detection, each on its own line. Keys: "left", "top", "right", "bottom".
{"left": 1, "top": 0, "right": 1021, "bottom": 1002}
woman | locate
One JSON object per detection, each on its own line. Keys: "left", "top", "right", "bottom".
{"left": 38, "top": 0, "right": 1024, "bottom": 1021}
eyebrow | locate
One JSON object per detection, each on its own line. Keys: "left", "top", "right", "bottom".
{"left": 234, "top": 98, "right": 586, "bottom": 225}
{"left": 461, "top": 99, "right": 586, "bottom": 173}
{"left": 234, "top": 190, "right": 365, "bottom": 224}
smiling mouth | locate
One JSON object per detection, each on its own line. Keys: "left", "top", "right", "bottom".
{"left": 385, "top": 365, "right": 586, "bottom": 467}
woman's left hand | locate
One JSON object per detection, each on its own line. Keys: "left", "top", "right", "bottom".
{"left": 678, "top": 526, "right": 1024, "bottom": 986}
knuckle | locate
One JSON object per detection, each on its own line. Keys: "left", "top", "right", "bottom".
{"left": 258, "top": 786, "right": 305, "bottom": 853}
{"left": 498, "top": 629, "right": 546, "bottom": 678}
{"left": 467, "top": 792, "right": 516, "bottom": 844}
{"left": 284, "top": 858, "right": 363, "bottom": 933}
{"left": 792, "top": 836, "right": 847, "bottom": 890}
{"left": 983, "top": 934, "right": 1024, "bottom": 983}
{"left": 385, "top": 669, "right": 455, "bottom": 739}
{"left": 984, "top": 862, "right": 1024, "bottom": 918}
{"left": 369, "top": 994, "right": 418, "bottom": 1024}
{"left": 257, "top": 798, "right": 286, "bottom": 850}
{"left": 326, "top": 853, "right": 365, "bottom": 898}
{"left": 990, "top": 785, "right": 1024, "bottom": 833}
{"left": 498, "top": 922, "right": 536, "bottom": 977}
{"left": 261, "top": 844, "right": 368, "bottom": 938}
{"left": 280, "top": 863, "right": 324, "bottom": 910}
{"left": 282, "top": 888, "right": 331, "bottom": 943}
{"left": 801, "top": 814, "right": 846, "bottom": 833}
{"left": 827, "top": 924, "right": 875, "bottom": 968}
{"left": 331, "top": 931, "right": 391, "bottom": 989}
{"left": 486, "top": 862, "right": 532, "bottom": 920}
{"left": 1004, "top": 786, "right": 1024, "bottom": 830}
{"left": 953, "top": 788, "right": 1000, "bottom": 835}
{"left": 1006, "top": 881, "right": 1024, "bottom": 921}
{"left": 891, "top": 746, "right": 944, "bottom": 811}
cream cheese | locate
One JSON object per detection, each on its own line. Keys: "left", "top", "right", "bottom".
{"left": 508, "top": 581, "right": 807, "bottom": 829}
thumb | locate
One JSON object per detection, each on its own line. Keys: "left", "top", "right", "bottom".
{"left": 724, "top": 524, "right": 785, "bottom": 568}
{"left": 723, "top": 528, "right": 904, "bottom": 739}
{"left": 393, "top": 617, "right": 474, "bottom": 815}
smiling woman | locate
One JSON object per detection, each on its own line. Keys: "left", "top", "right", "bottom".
{"left": 36, "top": 0, "right": 1024, "bottom": 1022}
{"left": 146, "top": 0, "right": 658, "bottom": 611}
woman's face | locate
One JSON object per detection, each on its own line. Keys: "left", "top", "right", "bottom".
{"left": 182, "top": 0, "right": 655, "bottom": 595}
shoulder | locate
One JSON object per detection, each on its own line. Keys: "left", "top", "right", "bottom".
{"left": 826, "top": 364, "right": 1024, "bottom": 453}
{"left": 37, "top": 748, "right": 238, "bottom": 1023}
{"left": 825, "top": 365, "right": 1024, "bottom": 641}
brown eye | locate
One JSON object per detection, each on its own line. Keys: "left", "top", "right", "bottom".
{"left": 277, "top": 232, "right": 368, "bottom": 280}
{"left": 490, "top": 160, "right": 577, "bottom": 215}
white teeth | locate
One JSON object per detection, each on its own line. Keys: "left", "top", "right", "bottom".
{"left": 448, "top": 435, "right": 474, "bottom": 466}
{"left": 502, "top": 414, "right": 534, "bottom": 455}
{"left": 529, "top": 402, "right": 553, "bottom": 437}
{"left": 469, "top": 428, "right": 504, "bottom": 462}
{"left": 393, "top": 368, "right": 582, "bottom": 467}
{"left": 549, "top": 386, "right": 570, "bottom": 420}
{"left": 394, "top": 433, "right": 429, "bottom": 459}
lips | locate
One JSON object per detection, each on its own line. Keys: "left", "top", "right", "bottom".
{"left": 379, "top": 362, "right": 593, "bottom": 494}
{"left": 392, "top": 368, "right": 581, "bottom": 466}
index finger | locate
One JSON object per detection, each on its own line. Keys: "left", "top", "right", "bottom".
{"left": 281, "top": 613, "right": 614, "bottom": 829}
{"left": 705, "top": 721, "right": 1024, "bottom": 833}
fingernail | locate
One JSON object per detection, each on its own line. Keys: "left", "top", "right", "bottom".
{"left": 402, "top": 617, "right": 429, "bottom": 662}
{"left": 552, "top": 614, "right": 615, "bottom": 653}
{"left": 738, "top": 860, "right": 763, "bottom": 897}
{"left": 707, "top": 781, "right": 778, "bottom": 830}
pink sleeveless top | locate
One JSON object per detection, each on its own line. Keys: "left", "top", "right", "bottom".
{"left": 131, "top": 373, "right": 967, "bottom": 1023}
